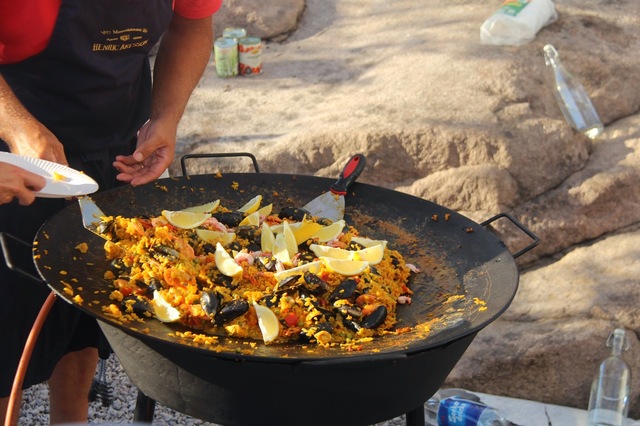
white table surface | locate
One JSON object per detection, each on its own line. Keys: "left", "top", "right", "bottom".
{"left": 475, "top": 392, "right": 638, "bottom": 426}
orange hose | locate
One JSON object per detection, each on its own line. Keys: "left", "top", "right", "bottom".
{"left": 4, "top": 291, "right": 57, "bottom": 426}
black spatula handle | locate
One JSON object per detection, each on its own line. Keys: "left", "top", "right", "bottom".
{"left": 330, "top": 154, "right": 366, "bottom": 196}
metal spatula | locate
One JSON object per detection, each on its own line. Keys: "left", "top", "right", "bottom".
{"left": 303, "top": 154, "right": 366, "bottom": 222}
{"left": 78, "top": 196, "right": 108, "bottom": 238}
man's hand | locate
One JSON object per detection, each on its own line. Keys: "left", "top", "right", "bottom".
{"left": 113, "top": 119, "right": 175, "bottom": 186}
{"left": 0, "top": 163, "right": 46, "bottom": 205}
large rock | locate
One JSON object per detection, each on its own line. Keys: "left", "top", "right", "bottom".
{"left": 506, "top": 114, "right": 640, "bottom": 265}
{"left": 170, "top": 0, "right": 640, "bottom": 416}
{"left": 446, "top": 224, "right": 640, "bottom": 416}
{"left": 213, "top": 0, "right": 305, "bottom": 41}
{"left": 177, "top": 0, "right": 640, "bottom": 267}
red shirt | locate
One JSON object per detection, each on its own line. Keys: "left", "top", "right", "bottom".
{"left": 0, "top": 0, "right": 222, "bottom": 64}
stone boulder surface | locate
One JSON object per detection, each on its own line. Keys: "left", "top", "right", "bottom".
{"left": 170, "top": 0, "right": 640, "bottom": 417}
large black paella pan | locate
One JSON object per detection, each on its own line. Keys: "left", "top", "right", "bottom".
{"left": 33, "top": 173, "right": 537, "bottom": 426}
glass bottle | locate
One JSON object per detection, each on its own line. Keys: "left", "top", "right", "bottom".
{"left": 543, "top": 44, "right": 604, "bottom": 140}
{"left": 587, "top": 328, "right": 631, "bottom": 426}
{"left": 425, "top": 390, "right": 510, "bottom": 426}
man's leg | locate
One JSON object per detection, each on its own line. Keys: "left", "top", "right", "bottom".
{"left": 48, "top": 347, "right": 98, "bottom": 425}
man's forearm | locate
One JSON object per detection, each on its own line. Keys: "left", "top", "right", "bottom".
{"left": 0, "top": 75, "right": 36, "bottom": 150}
{"left": 0, "top": 74, "right": 66, "bottom": 162}
{"left": 150, "top": 14, "right": 214, "bottom": 128}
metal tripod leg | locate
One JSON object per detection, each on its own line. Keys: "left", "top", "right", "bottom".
{"left": 405, "top": 405, "right": 426, "bottom": 426}
{"left": 133, "top": 389, "right": 156, "bottom": 423}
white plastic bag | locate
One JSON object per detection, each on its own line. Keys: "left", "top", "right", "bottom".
{"left": 480, "top": 0, "right": 558, "bottom": 46}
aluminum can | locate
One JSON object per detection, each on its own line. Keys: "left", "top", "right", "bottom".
{"left": 214, "top": 37, "right": 238, "bottom": 78}
{"left": 223, "top": 27, "right": 247, "bottom": 41}
{"left": 238, "top": 37, "right": 262, "bottom": 76}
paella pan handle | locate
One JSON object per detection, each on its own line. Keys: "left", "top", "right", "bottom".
{"left": 480, "top": 213, "right": 540, "bottom": 258}
{"left": 180, "top": 153, "right": 260, "bottom": 176}
{"left": 0, "top": 232, "right": 42, "bottom": 284}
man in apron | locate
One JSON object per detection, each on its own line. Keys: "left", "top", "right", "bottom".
{"left": 0, "top": 0, "right": 222, "bottom": 423}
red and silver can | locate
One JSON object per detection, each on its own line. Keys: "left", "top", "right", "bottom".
{"left": 238, "top": 37, "right": 263, "bottom": 76}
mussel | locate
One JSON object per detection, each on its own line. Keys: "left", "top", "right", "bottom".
{"left": 342, "top": 318, "right": 361, "bottom": 333}
{"left": 150, "top": 244, "right": 180, "bottom": 261}
{"left": 235, "top": 225, "right": 259, "bottom": 242}
{"left": 328, "top": 278, "right": 357, "bottom": 303}
{"left": 212, "top": 211, "right": 244, "bottom": 227}
{"left": 200, "top": 291, "right": 221, "bottom": 318}
{"left": 276, "top": 274, "right": 302, "bottom": 292}
{"left": 278, "top": 207, "right": 311, "bottom": 222}
{"left": 299, "top": 322, "right": 333, "bottom": 342}
{"left": 303, "top": 272, "right": 330, "bottom": 294}
{"left": 258, "top": 255, "right": 277, "bottom": 272}
{"left": 213, "top": 273, "right": 235, "bottom": 289}
{"left": 97, "top": 217, "right": 117, "bottom": 240}
{"left": 202, "top": 243, "right": 216, "bottom": 254}
{"left": 215, "top": 299, "right": 249, "bottom": 325}
{"left": 360, "top": 305, "right": 388, "bottom": 329}
{"left": 316, "top": 217, "right": 333, "bottom": 226}
{"left": 120, "top": 295, "right": 151, "bottom": 316}
{"left": 109, "top": 258, "right": 130, "bottom": 274}
{"left": 260, "top": 293, "right": 280, "bottom": 308}
{"left": 297, "top": 250, "right": 317, "bottom": 264}
{"left": 336, "top": 305, "right": 363, "bottom": 319}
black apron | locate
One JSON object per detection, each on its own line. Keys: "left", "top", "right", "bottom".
{"left": 0, "top": 0, "right": 173, "bottom": 394}
{"left": 1, "top": 0, "right": 173, "bottom": 156}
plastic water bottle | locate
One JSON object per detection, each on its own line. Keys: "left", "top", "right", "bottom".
{"left": 587, "top": 328, "right": 631, "bottom": 426}
{"left": 425, "top": 390, "right": 510, "bottom": 426}
{"left": 543, "top": 44, "right": 604, "bottom": 140}
{"left": 480, "top": 0, "right": 558, "bottom": 46}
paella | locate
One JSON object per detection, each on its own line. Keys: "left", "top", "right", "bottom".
{"left": 97, "top": 195, "right": 419, "bottom": 350}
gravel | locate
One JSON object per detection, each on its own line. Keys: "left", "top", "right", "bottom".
{"left": 19, "top": 355, "right": 414, "bottom": 425}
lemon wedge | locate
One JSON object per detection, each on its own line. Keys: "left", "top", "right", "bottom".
{"left": 311, "top": 220, "right": 346, "bottom": 242}
{"left": 292, "top": 220, "right": 323, "bottom": 245}
{"left": 351, "top": 236, "right": 388, "bottom": 249}
{"left": 272, "top": 233, "right": 291, "bottom": 266}
{"left": 196, "top": 229, "right": 236, "bottom": 246}
{"left": 309, "top": 244, "right": 352, "bottom": 260}
{"left": 214, "top": 242, "right": 243, "bottom": 277}
{"left": 352, "top": 244, "right": 385, "bottom": 265}
{"left": 256, "top": 203, "right": 273, "bottom": 218}
{"left": 273, "top": 260, "right": 323, "bottom": 281}
{"left": 162, "top": 210, "right": 211, "bottom": 229}
{"left": 310, "top": 243, "right": 385, "bottom": 265}
{"left": 319, "top": 256, "right": 368, "bottom": 276}
{"left": 238, "top": 210, "right": 260, "bottom": 227}
{"left": 261, "top": 222, "right": 275, "bottom": 253}
{"left": 237, "top": 195, "right": 262, "bottom": 214}
{"left": 282, "top": 221, "right": 298, "bottom": 258}
{"left": 151, "top": 291, "right": 181, "bottom": 323}
{"left": 270, "top": 220, "right": 324, "bottom": 245}
{"left": 182, "top": 200, "right": 220, "bottom": 214}
{"left": 253, "top": 302, "right": 280, "bottom": 344}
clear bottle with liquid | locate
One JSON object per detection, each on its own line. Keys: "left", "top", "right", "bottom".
{"left": 587, "top": 328, "right": 631, "bottom": 426}
{"left": 425, "top": 389, "right": 510, "bottom": 426}
{"left": 543, "top": 44, "right": 604, "bottom": 140}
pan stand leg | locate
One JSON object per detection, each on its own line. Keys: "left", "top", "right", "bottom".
{"left": 133, "top": 389, "right": 156, "bottom": 423}
{"left": 405, "top": 405, "right": 425, "bottom": 426}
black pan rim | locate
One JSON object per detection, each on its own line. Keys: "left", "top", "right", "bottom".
{"left": 34, "top": 173, "right": 519, "bottom": 363}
